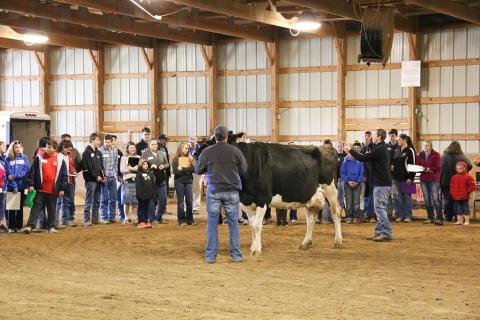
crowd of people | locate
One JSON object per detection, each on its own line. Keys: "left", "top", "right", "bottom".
{"left": 0, "top": 127, "right": 477, "bottom": 243}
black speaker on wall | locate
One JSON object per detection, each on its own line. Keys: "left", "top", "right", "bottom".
{"left": 360, "top": 29, "right": 383, "bottom": 62}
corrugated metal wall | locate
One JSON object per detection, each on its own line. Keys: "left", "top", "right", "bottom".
{"left": 49, "top": 48, "right": 94, "bottom": 151}
{"left": 279, "top": 37, "right": 337, "bottom": 145}
{"left": 216, "top": 40, "right": 272, "bottom": 138}
{"left": 104, "top": 46, "right": 151, "bottom": 145}
{"left": 418, "top": 26, "right": 480, "bottom": 154}
{"left": 159, "top": 43, "right": 208, "bottom": 152}
{"left": 345, "top": 32, "right": 409, "bottom": 143}
{"left": 0, "top": 49, "right": 40, "bottom": 109}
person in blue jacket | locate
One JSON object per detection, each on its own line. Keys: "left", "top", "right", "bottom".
{"left": 5, "top": 141, "right": 30, "bottom": 232}
{"left": 340, "top": 142, "right": 365, "bottom": 223}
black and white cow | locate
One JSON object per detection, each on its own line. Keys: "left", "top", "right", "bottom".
{"left": 195, "top": 134, "right": 343, "bottom": 255}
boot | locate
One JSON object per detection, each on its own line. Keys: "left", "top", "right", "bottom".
{"left": 463, "top": 215, "right": 470, "bottom": 226}
{"left": 454, "top": 215, "right": 463, "bottom": 225}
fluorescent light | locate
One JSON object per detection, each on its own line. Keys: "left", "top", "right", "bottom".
{"left": 23, "top": 34, "right": 49, "bottom": 45}
{"left": 293, "top": 11, "right": 321, "bottom": 32}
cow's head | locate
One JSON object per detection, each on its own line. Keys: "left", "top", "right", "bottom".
{"left": 193, "top": 131, "right": 246, "bottom": 159}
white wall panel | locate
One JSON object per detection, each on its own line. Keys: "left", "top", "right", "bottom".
{"left": 279, "top": 37, "right": 336, "bottom": 68}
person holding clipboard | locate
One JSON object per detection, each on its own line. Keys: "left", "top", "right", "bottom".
{"left": 120, "top": 142, "right": 140, "bottom": 224}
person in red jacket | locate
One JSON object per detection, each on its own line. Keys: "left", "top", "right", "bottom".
{"left": 416, "top": 141, "right": 443, "bottom": 225}
{"left": 450, "top": 161, "right": 475, "bottom": 226}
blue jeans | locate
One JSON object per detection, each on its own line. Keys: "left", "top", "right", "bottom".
{"left": 366, "top": 185, "right": 376, "bottom": 219}
{"left": 151, "top": 183, "right": 167, "bottom": 222}
{"left": 175, "top": 181, "right": 193, "bottom": 224}
{"left": 290, "top": 210, "right": 297, "bottom": 221}
{"left": 321, "top": 201, "right": 332, "bottom": 222}
{"left": 117, "top": 184, "right": 125, "bottom": 221}
{"left": 337, "top": 178, "right": 345, "bottom": 208}
{"left": 395, "top": 191, "right": 413, "bottom": 220}
{"left": 205, "top": 190, "right": 242, "bottom": 262}
{"left": 420, "top": 181, "right": 442, "bottom": 221}
{"left": 374, "top": 186, "right": 392, "bottom": 239}
{"left": 57, "top": 183, "right": 76, "bottom": 223}
{"left": 84, "top": 181, "right": 101, "bottom": 223}
{"left": 441, "top": 186, "right": 455, "bottom": 221}
{"left": 0, "top": 192, "right": 5, "bottom": 221}
{"left": 344, "top": 182, "right": 361, "bottom": 219}
{"left": 101, "top": 176, "right": 118, "bottom": 221}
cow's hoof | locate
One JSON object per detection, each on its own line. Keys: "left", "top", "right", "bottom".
{"left": 298, "top": 241, "right": 312, "bottom": 250}
{"left": 250, "top": 249, "right": 262, "bottom": 256}
{"left": 334, "top": 240, "right": 343, "bottom": 249}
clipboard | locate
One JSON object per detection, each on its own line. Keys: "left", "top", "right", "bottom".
{"left": 6, "top": 192, "right": 21, "bottom": 211}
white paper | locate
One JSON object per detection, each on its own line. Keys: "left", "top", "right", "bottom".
{"left": 6, "top": 192, "right": 21, "bottom": 211}
{"left": 401, "top": 60, "right": 421, "bottom": 87}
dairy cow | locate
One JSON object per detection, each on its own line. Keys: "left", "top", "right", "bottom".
{"left": 195, "top": 134, "right": 343, "bottom": 255}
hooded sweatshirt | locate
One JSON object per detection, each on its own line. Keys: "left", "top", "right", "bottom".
{"left": 450, "top": 161, "right": 475, "bottom": 201}
{"left": 440, "top": 150, "right": 472, "bottom": 187}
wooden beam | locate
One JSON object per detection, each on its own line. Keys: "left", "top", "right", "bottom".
{"left": 94, "top": 45, "right": 104, "bottom": 134}
{"left": 0, "top": 25, "right": 97, "bottom": 50}
{"left": 419, "top": 134, "right": 480, "bottom": 141}
{"left": 345, "top": 98, "right": 409, "bottom": 106}
{"left": 32, "top": 51, "right": 46, "bottom": 74}
{"left": 217, "top": 69, "right": 269, "bottom": 76}
{"left": 207, "top": 43, "right": 217, "bottom": 134}
{"left": 53, "top": 0, "right": 272, "bottom": 42}
{"left": 279, "top": 66, "right": 336, "bottom": 73}
{"left": 279, "top": 135, "right": 337, "bottom": 142}
{"left": 199, "top": 45, "right": 211, "bottom": 68}
{"left": 141, "top": 48, "right": 153, "bottom": 71}
{"left": 159, "top": 104, "right": 208, "bottom": 110}
{"left": 87, "top": 49, "right": 99, "bottom": 73}
{"left": 160, "top": 71, "right": 208, "bottom": 78}
{"left": 405, "top": 0, "right": 480, "bottom": 26}
{"left": 165, "top": 0, "right": 334, "bottom": 37}
{"left": 0, "top": 12, "right": 153, "bottom": 48}
{"left": 408, "top": 32, "right": 418, "bottom": 145}
{"left": 335, "top": 33, "right": 346, "bottom": 141}
{"left": 279, "top": 100, "right": 336, "bottom": 108}
{"left": 285, "top": 0, "right": 416, "bottom": 33}
{"left": 38, "top": 48, "right": 49, "bottom": 114}
{"left": 418, "top": 96, "right": 480, "bottom": 104}
{"left": 262, "top": 42, "right": 274, "bottom": 68}
{"left": 217, "top": 102, "right": 271, "bottom": 109}
{"left": 269, "top": 39, "right": 279, "bottom": 143}
{"left": 0, "top": 0, "right": 212, "bottom": 45}
{"left": 149, "top": 41, "right": 159, "bottom": 137}
{"left": 345, "top": 118, "right": 409, "bottom": 125}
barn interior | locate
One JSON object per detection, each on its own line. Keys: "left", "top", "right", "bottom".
{"left": 0, "top": 1, "right": 479, "bottom": 319}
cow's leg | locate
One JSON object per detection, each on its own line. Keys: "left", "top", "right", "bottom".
{"left": 240, "top": 205, "right": 257, "bottom": 253}
{"left": 250, "top": 205, "right": 267, "bottom": 255}
{"left": 299, "top": 208, "right": 315, "bottom": 250}
{"left": 322, "top": 181, "right": 343, "bottom": 248}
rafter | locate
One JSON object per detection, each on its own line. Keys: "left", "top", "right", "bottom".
{"left": 164, "top": 0, "right": 334, "bottom": 36}
{"left": 54, "top": 0, "right": 274, "bottom": 42}
{"left": 0, "top": 12, "right": 153, "bottom": 48}
{"left": 0, "top": 25, "right": 97, "bottom": 50}
{"left": 285, "top": 0, "right": 417, "bottom": 33}
{"left": 0, "top": 36, "right": 45, "bottom": 51}
{"left": 0, "top": 0, "right": 212, "bottom": 45}
{"left": 405, "top": 0, "right": 480, "bottom": 26}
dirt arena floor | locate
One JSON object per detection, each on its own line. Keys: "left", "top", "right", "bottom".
{"left": 0, "top": 201, "right": 479, "bottom": 320}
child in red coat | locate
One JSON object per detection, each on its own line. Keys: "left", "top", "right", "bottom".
{"left": 450, "top": 161, "right": 475, "bottom": 225}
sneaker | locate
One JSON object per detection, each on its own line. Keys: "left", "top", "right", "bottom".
{"left": 353, "top": 218, "right": 360, "bottom": 224}
{"left": 395, "top": 218, "right": 403, "bottom": 223}
{"left": 179, "top": 222, "right": 188, "bottom": 226}
{"left": 144, "top": 222, "right": 152, "bottom": 228}
{"left": 369, "top": 218, "right": 377, "bottom": 223}
{"left": 290, "top": 219, "right": 297, "bottom": 225}
{"left": 403, "top": 218, "right": 412, "bottom": 223}
{"left": 423, "top": 220, "right": 433, "bottom": 224}
{"left": 92, "top": 220, "right": 99, "bottom": 225}
{"left": 321, "top": 219, "right": 332, "bottom": 224}
{"left": 22, "top": 226, "right": 32, "bottom": 234}
{"left": 66, "top": 221, "right": 78, "bottom": 227}
{"left": 48, "top": 228, "right": 58, "bottom": 233}
{"left": 434, "top": 220, "right": 443, "bottom": 225}
{"left": 205, "top": 259, "right": 216, "bottom": 264}
{"left": 83, "top": 222, "right": 92, "bottom": 227}
{"left": 0, "top": 225, "right": 8, "bottom": 233}
{"left": 189, "top": 221, "right": 198, "bottom": 226}
{"left": 232, "top": 257, "right": 243, "bottom": 263}
{"left": 8, "top": 229, "right": 15, "bottom": 233}
{"left": 56, "top": 224, "right": 66, "bottom": 230}
{"left": 366, "top": 234, "right": 379, "bottom": 240}
{"left": 102, "top": 220, "right": 111, "bottom": 225}
{"left": 373, "top": 234, "right": 391, "bottom": 242}
{"left": 137, "top": 222, "right": 146, "bottom": 229}
{"left": 109, "top": 220, "right": 116, "bottom": 224}
{"left": 345, "top": 218, "right": 352, "bottom": 224}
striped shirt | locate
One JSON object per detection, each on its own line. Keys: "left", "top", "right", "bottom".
{"left": 99, "top": 145, "right": 118, "bottom": 177}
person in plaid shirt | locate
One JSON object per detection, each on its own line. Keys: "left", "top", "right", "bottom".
{"left": 99, "top": 134, "right": 119, "bottom": 223}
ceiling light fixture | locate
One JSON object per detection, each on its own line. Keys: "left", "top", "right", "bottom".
{"left": 290, "top": 11, "right": 321, "bottom": 36}
{"left": 23, "top": 34, "right": 49, "bottom": 46}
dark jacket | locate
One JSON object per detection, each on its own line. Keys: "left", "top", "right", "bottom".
{"left": 136, "top": 170, "right": 156, "bottom": 201}
{"left": 5, "top": 154, "right": 30, "bottom": 191}
{"left": 340, "top": 156, "right": 364, "bottom": 184}
{"left": 361, "top": 142, "right": 374, "bottom": 184}
{"left": 140, "top": 149, "right": 169, "bottom": 186}
{"left": 196, "top": 142, "right": 248, "bottom": 194}
{"left": 337, "top": 151, "right": 348, "bottom": 179}
{"left": 82, "top": 145, "right": 105, "bottom": 182}
{"left": 28, "top": 153, "right": 68, "bottom": 194}
{"left": 386, "top": 142, "right": 399, "bottom": 164}
{"left": 159, "top": 144, "right": 171, "bottom": 178}
{"left": 349, "top": 141, "right": 392, "bottom": 187}
{"left": 172, "top": 157, "right": 195, "bottom": 184}
{"left": 440, "top": 151, "right": 472, "bottom": 187}
{"left": 392, "top": 146, "right": 416, "bottom": 182}
{"left": 417, "top": 150, "right": 441, "bottom": 182}
{"left": 450, "top": 161, "right": 475, "bottom": 200}
{"left": 136, "top": 139, "right": 149, "bottom": 156}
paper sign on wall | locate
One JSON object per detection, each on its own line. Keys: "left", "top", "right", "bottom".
{"left": 401, "top": 60, "right": 421, "bottom": 87}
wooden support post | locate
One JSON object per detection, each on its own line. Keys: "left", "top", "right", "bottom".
{"left": 268, "top": 38, "right": 279, "bottom": 143}
{"left": 141, "top": 47, "right": 153, "bottom": 70}
{"left": 207, "top": 43, "right": 217, "bottom": 134}
{"left": 92, "top": 44, "right": 104, "bottom": 134}
{"left": 408, "top": 33, "right": 418, "bottom": 146}
{"left": 334, "top": 34, "right": 346, "bottom": 142}
{"left": 199, "top": 45, "right": 211, "bottom": 68}
{"left": 149, "top": 40, "right": 159, "bottom": 137}
{"left": 34, "top": 48, "right": 49, "bottom": 114}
